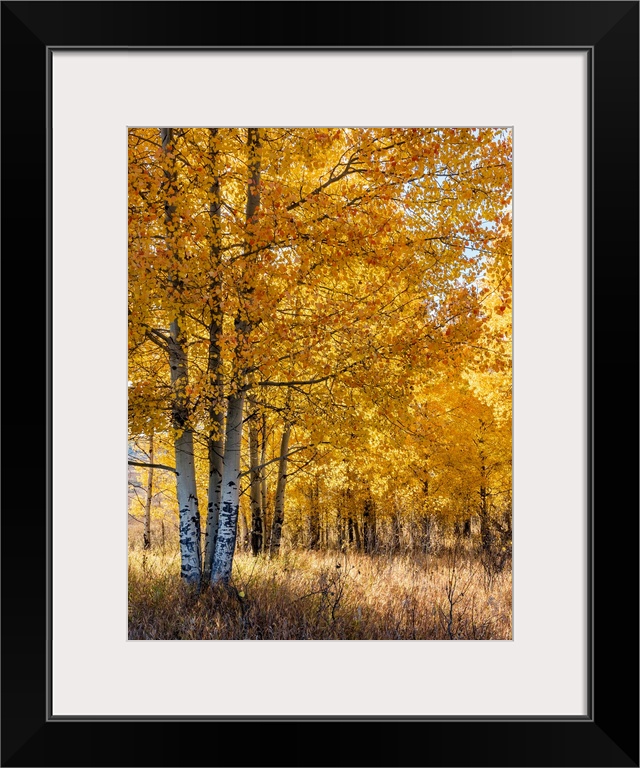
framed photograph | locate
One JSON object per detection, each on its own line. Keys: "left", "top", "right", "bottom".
{"left": 2, "top": 2, "right": 637, "bottom": 766}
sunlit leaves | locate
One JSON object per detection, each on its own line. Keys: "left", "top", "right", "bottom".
{"left": 128, "top": 126, "right": 512, "bottom": 531}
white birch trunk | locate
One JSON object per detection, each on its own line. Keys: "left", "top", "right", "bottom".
{"left": 160, "top": 127, "right": 202, "bottom": 585}
{"left": 209, "top": 393, "right": 245, "bottom": 584}
{"left": 203, "top": 318, "right": 224, "bottom": 576}
{"left": 174, "top": 429, "right": 201, "bottom": 583}
{"left": 209, "top": 128, "right": 261, "bottom": 585}
{"left": 203, "top": 127, "right": 225, "bottom": 577}
{"left": 204, "top": 424, "right": 224, "bottom": 576}
{"left": 169, "top": 319, "right": 202, "bottom": 585}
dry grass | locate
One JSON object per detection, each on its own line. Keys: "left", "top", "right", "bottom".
{"left": 128, "top": 530, "right": 511, "bottom": 640}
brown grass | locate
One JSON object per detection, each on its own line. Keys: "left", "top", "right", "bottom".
{"left": 128, "top": 531, "right": 511, "bottom": 640}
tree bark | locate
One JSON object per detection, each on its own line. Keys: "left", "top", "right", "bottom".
{"left": 210, "top": 392, "right": 246, "bottom": 584}
{"left": 308, "top": 479, "right": 320, "bottom": 550}
{"left": 354, "top": 518, "right": 362, "bottom": 550}
{"left": 203, "top": 304, "right": 225, "bottom": 575}
{"left": 478, "top": 443, "right": 493, "bottom": 557}
{"left": 161, "top": 127, "right": 201, "bottom": 585}
{"left": 249, "top": 408, "right": 264, "bottom": 556}
{"left": 363, "top": 496, "right": 376, "bottom": 554}
{"left": 143, "top": 432, "right": 154, "bottom": 549}
{"left": 421, "top": 478, "right": 434, "bottom": 553}
{"left": 336, "top": 490, "right": 347, "bottom": 549}
{"left": 209, "top": 127, "right": 261, "bottom": 584}
{"left": 391, "top": 508, "right": 401, "bottom": 553}
{"left": 269, "top": 423, "right": 292, "bottom": 557}
{"left": 204, "top": 127, "right": 225, "bottom": 578}
{"left": 238, "top": 508, "right": 249, "bottom": 551}
{"left": 169, "top": 319, "right": 202, "bottom": 585}
{"left": 421, "top": 516, "right": 433, "bottom": 554}
{"left": 479, "top": 481, "right": 492, "bottom": 555}
{"left": 204, "top": 412, "right": 224, "bottom": 576}
{"left": 260, "top": 412, "right": 269, "bottom": 552}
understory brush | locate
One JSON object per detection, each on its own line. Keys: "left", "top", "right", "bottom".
{"left": 129, "top": 534, "right": 511, "bottom": 640}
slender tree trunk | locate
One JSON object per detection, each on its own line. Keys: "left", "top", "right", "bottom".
{"left": 336, "top": 489, "right": 347, "bottom": 549}
{"left": 347, "top": 516, "right": 355, "bottom": 545}
{"left": 363, "top": 496, "right": 376, "bottom": 554}
{"left": 210, "top": 128, "right": 261, "bottom": 583}
{"left": 478, "top": 438, "right": 493, "bottom": 557}
{"left": 238, "top": 508, "right": 249, "bottom": 551}
{"left": 143, "top": 432, "right": 154, "bottom": 549}
{"left": 249, "top": 408, "right": 263, "bottom": 556}
{"left": 204, "top": 415, "right": 224, "bottom": 576}
{"left": 210, "top": 393, "right": 246, "bottom": 584}
{"left": 204, "top": 127, "right": 225, "bottom": 577}
{"left": 479, "top": 478, "right": 492, "bottom": 555}
{"left": 308, "top": 479, "right": 320, "bottom": 550}
{"left": 421, "top": 478, "right": 432, "bottom": 553}
{"left": 160, "top": 127, "right": 201, "bottom": 585}
{"left": 269, "top": 423, "right": 292, "bottom": 557}
{"left": 391, "top": 508, "right": 401, "bottom": 553}
{"left": 421, "top": 516, "right": 433, "bottom": 554}
{"left": 260, "top": 412, "right": 269, "bottom": 552}
{"left": 203, "top": 312, "right": 224, "bottom": 576}
{"left": 354, "top": 518, "right": 362, "bottom": 550}
{"left": 336, "top": 510, "right": 343, "bottom": 549}
{"left": 169, "top": 319, "right": 202, "bottom": 585}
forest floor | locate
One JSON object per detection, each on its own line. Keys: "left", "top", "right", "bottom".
{"left": 128, "top": 530, "right": 512, "bottom": 640}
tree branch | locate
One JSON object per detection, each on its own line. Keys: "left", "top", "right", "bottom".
{"left": 238, "top": 445, "right": 308, "bottom": 478}
{"left": 258, "top": 373, "right": 335, "bottom": 388}
{"left": 286, "top": 154, "right": 362, "bottom": 212}
{"left": 128, "top": 460, "right": 178, "bottom": 475}
{"left": 143, "top": 327, "right": 171, "bottom": 353}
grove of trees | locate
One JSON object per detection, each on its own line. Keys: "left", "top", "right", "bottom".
{"left": 128, "top": 127, "right": 512, "bottom": 588}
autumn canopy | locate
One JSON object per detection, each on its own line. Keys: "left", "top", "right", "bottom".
{"left": 128, "top": 127, "right": 512, "bottom": 589}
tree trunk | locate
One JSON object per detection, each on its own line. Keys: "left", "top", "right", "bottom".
{"left": 363, "top": 497, "right": 376, "bottom": 554}
{"left": 143, "top": 432, "right": 154, "bottom": 549}
{"left": 478, "top": 446, "right": 493, "bottom": 557}
{"left": 249, "top": 408, "right": 264, "bottom": 556}
{"left": 204, "top": 421, "right": 224, "bottom": 576}
{"left": 391, "top": 509, "right": 401, "bottom": 553}
{"left": 210, "top": 128, "right": 261, "bottom": 583}
{"left": 260, "top": 413, "right": 269, "bottom": 552}
{"left": 421, "top": 516, "right": 433, "bottom": 554}
{"left": 336, "top": 489, "right": 347, "bottom": 549}
{"left": 269, "top": 423, "right": 292, "bottom": 557}
{"left": 479, "top": 481, "right": 492, "bottom": 555}
{"left": 353, "top": 518, "right": 362, "bottom": 550}
{"left": 308, "top": 480, "right": 320, "bottom": 550}
{"left": 420, "top": 477, "right": 433, "bottom": 553}
{"left": 160, "top": 127, "right": 201, "bottom": 585}
{"left": 204, "top": 127, "right": 225, "bottom": 577}
{"left": 210, "top": 393, "right": 245, "bottom": 584}
{"left": 347, "top": 516, "right": 355, "bottom": 545}
{"left": 169, "top": 319, "right": 202, "bottom": 585}
{"left": 336, "top": 509, "right": 344, "bottom": 549}
{"left": 203, "top": 313, "right": 224, "bottom": 576}
{"left": 238, "top": 508, "right": 249, "bottom": 551}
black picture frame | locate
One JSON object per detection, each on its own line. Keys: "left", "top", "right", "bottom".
{"left": 2, "top": 2, "right": 638, "bottom": 766}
